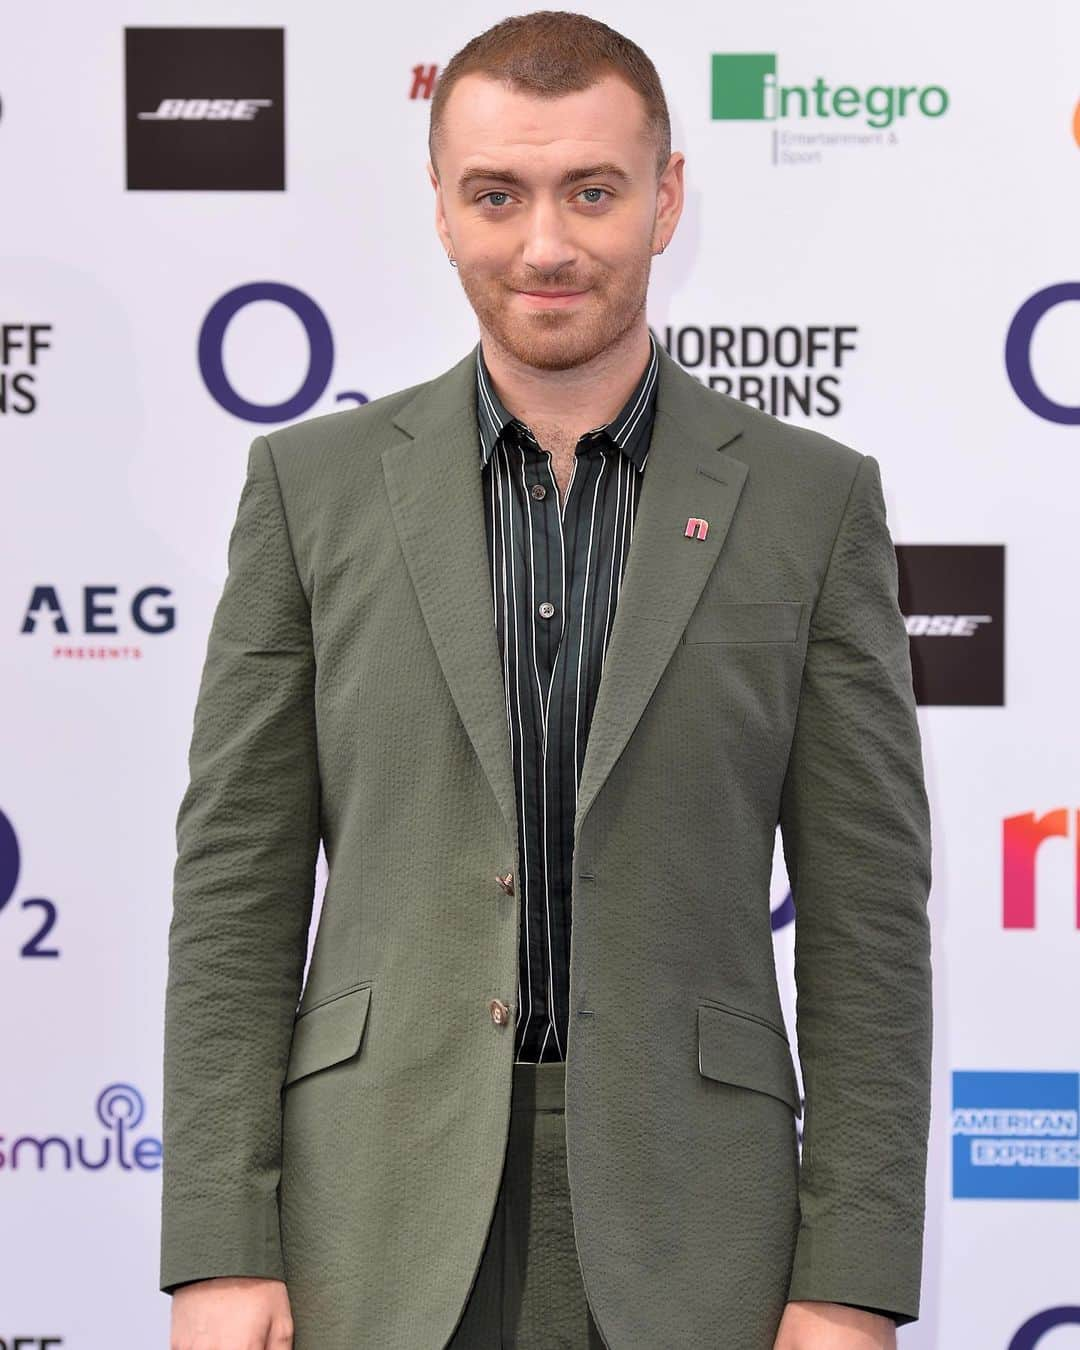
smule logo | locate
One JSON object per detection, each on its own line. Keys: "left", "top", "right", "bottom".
{"left": 0, "top": 806, "right": 61, "bottom": 958}
{"left": 1003, "top": 808, "right": 1080, "bottom": 929}
{"left": 0, "top": 1083, "right": 161, "bottom": 1171}
{"left": 198, "top": 282, "right": 369, "bottom": 423}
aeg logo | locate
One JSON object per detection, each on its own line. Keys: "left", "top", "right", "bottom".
{"left": 19, "top": 586, "right": 175, "bottom": 636}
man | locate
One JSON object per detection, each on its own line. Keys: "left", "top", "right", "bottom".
{"left": 161, "top": 11, "right": 933, "bottom": 1350}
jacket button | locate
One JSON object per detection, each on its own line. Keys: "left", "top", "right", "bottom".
{"left": 496, "top": 870, "right": 514, "bottom": 895}
{"left": 489, "top": 998, "right": 511, "bottom": 1025}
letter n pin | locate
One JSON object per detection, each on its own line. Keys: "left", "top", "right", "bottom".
{"left": 684, "top": 516, "right": 709, "bottom": 540}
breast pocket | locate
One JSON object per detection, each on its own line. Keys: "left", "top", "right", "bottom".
{"left": 681, "top": 600, "right": 803, "bottom": 645}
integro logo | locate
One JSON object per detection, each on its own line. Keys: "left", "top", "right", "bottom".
{"left": 711, "top": 52, "right": 948, "bottom": 164}
{"left": 710, "top": 53, "right": 949, "bottom": 127}
{"left": 952, "top": 1070, "right": 1079, "bottom": 1200}
{"left": 1003, "top": 808, "right": 1080, "bottom": 929}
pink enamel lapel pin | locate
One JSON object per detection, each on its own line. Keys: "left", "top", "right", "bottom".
{"left": 684, "top": 516, "right": 709, "bottom": 540}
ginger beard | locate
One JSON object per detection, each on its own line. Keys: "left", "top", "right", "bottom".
{"left": 454, "top": 243, "right": 655, "bottom": 372}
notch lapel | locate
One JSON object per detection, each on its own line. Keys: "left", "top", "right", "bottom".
{"left": 382, "top": 351, "right": 520, "bottom": 841}
{"left": 380, "top": 341, "right": 750, "bottom": 851}
{"left": 572, "top": 351, "right": 748, "bottom": 840}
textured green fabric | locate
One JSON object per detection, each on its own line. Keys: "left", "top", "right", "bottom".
{"left": 447, "top": 1061, "right": 606, "bottom": 1347}
{"left": 160, "top": 340, "right": 932, "bottom": 1349}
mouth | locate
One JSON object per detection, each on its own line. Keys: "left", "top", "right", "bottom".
{"left": 514, "top": 288, "right": 590, "bottom": 308}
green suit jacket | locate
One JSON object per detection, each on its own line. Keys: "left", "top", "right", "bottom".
{"left": 159, "top": 338, "right": 933, "bottom": 1349}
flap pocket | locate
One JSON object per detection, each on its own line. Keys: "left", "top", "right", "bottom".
{"left": 284, "top": 982, "right": 372, "bottom": 1088}
{"left": 697, "top": 1001, "right": 802, "bottom": 1117}
{"left": 682, "top": 601, "right": 802, "bottom": 645}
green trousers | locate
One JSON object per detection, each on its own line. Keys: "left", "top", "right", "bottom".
{"left": 447, "top": 1061, "right": 608, "bottom": 1349}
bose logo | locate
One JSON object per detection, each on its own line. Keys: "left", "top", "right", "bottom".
{"left": 137, "top": 98, "right": 273, "bottom": 121}
{"left": 905, "top": 614, "right": 993, "bottom": 637}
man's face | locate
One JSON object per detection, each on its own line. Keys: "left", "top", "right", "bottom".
{"left": 428, "top": 71, "right": 682, "bottom": 371}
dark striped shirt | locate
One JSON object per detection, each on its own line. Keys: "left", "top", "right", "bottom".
{"left": 475, "top": 330, "right": 660, "bottom": 1063}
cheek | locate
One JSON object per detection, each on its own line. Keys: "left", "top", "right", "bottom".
{"left": 605, "top": 248, "right": 653, "bottom": 288}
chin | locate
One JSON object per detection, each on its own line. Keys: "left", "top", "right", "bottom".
{"left": 496, "top": 316, "right": 608, "bottom": 371}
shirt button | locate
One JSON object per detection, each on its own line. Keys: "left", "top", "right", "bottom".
{"left": 531, "top": 483, "right": 546, "bottom": 500}
{"left": 496, "top": 870, "right": 514, "bottom": 895}
{"left": 538, "top": 601, "right": 555, "bottom": 619}
{"left": 489, "top": 998, "right": 511, "bottom": 1026}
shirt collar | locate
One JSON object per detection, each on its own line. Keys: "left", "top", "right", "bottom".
{"left": 475, "top": 328, "right": 660, "bottom": 472}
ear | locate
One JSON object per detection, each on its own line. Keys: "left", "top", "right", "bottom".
{"left": 653, "top": 151, "right": 686, "bottom": 252}
{"left": 427, "top": 159, "right": 452, "bottom": 256}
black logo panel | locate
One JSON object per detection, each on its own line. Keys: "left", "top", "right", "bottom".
{"left": 896, "top": 544, "right": 1004, "bottom": 706}
{"left": 125, "top": 28, "right": 284, "bottom": 190}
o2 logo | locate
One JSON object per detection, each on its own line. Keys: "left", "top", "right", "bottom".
{"left": 1005, "top": 283, "right": 1080, "bottom": 425}
{"left": 1009, "top": 1306, "right": 1080, "bottom": 1347}
{"left": 770, "top": 832, "right": 794, "bottom": 931}
{"left": 198, "top": 282, "right": 369, "bottom": 422}
{"left": 0, "top": 808, "right": 59, "bottom": 959}
{"left": 771, "top": 889, "right": 794, "bottom": 931}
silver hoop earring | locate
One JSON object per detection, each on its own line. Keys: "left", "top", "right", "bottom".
{"left": 448, "top": 254, "right": 458, "bottom": 268}
{"left": 656, "top": 238, "right": 666, "bottom": 255}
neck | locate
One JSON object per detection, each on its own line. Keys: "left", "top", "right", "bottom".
{"left": 477, "top": 315, "right": 653, "bottom": 435}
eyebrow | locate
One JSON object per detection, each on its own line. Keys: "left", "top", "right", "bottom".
{"left": 456, "top": 161, "right": 633, "bottom": 196}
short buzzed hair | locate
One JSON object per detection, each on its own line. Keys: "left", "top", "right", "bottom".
{"left": 428, "top": 10, "right": 671, "bottom": 181}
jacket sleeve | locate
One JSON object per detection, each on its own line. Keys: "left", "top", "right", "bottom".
{"left": 778, "top": 452, "right": 933, "bottom": 1327}
{"left": 159, "top": 434, "right": 320, "bottom": 1294}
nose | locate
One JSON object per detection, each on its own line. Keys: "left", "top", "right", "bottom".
{"left": 520, "top": 196, "right": 578, "bottom": 279}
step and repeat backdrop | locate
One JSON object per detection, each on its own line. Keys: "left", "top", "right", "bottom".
{"left": 2, "top": 2, "right": 1078, "bottom": 1345}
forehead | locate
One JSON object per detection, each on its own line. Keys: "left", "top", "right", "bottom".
{"left": 438, "top": 70, "right": 650, "bottom": 173}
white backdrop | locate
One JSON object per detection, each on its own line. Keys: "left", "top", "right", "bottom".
{"left": 2, "top": 2, "right": 1079, "bottom": 1345}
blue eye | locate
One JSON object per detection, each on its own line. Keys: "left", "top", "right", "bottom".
{"left": 477, "top": 187, "right": 612, "bottom": 210}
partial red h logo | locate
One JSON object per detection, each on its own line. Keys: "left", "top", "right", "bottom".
{"left": 684, "top": 516, "right": 709, "bottom": 540}
{"left": 409, "top": 64, "right": 438, "bottom": 100}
